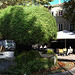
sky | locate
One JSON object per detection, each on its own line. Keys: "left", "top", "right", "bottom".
{"left": 49, "top": 0, "right": 65, "bottom": 5}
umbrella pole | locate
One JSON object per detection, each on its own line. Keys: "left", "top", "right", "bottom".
{"left": 65, "top": 39, "right": 66, "bottom": 48}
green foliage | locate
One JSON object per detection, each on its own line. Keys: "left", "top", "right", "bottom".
{"left": 9, "top": 58, "right": 44, "bottom": 75}
{"left": 47, "top": 49, "right": 53, "bottom": 54}
{"left": 0, "top": 5, "right": 57, "bottom": 46}
{"left": 0, "top": 32, "right": 2, "bottom": 38}
{"left": 63, "top": 0, "right": 75, "bottom": 23}
{"left": 8, "top": 50, "right": 55, "bottom": 75}
{"left": 25, "top": 59, "right": 44, "bottom": 74}
{"left": 13, "top": 50, "right": 41, "bottom": 74}
{"left": 38, "top": 57, "right": 54, "bottom": 68}
{"left": 0, "top": 0, "right": 53, "bottom": 9}
{"left": 42, "top": 49, "right": 54, "bottom": 54}
{"left": 42, "top": 50, "right": 47, "bottom": 54}
{"left": 16, "top": 50, "right": 41, "bottom": 64}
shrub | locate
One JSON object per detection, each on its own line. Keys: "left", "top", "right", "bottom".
{"left": 16, "top": 50, "right": 41, "bottom": 64}
{"left": 38, "top": 57, "right": 54, "bottom": 68}
{"left": 47, "top": 49, "right": 54, "bottom": 54}
{"left": 9, "top": 58, "right": 54, "bottom": 75}
{"left": 26, "top": 59, "right": 44, "bottom": 74}
{"left": 8, "top": 50, "right": 55, "bottom": 75}
{"left": 42, "top": 50, "right": 47, "bottom": 54}
{"left": 0, "top": 5, "right": 57, "bottom": 50}
{"left": 42, "top": 49, "right": 54, "bottom": 54}
{"left": 9, "top": 58, "right": 45, "bottom": 75}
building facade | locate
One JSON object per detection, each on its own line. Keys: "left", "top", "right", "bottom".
{"left": 50, "top": 3, "right": 75, "bottom": 31}
{"left": 49, "top": 1, "right": 75, "bottom": 49}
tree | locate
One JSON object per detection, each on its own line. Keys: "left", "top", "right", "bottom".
{"left": 0, "top": 0, "right": 53, "bottom": 9}
{"left": 0, "top": 6, "right": 57, "bottom": 50}
{"left": 63, "top": 0, "right": 75, "bottom": 23}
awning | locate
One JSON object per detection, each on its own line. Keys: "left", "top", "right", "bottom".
{"left": 57, "top": 30, "right": 75, "bottom": 39}
{"left": 57, "top": 30, "right": 75, "bottom": 48}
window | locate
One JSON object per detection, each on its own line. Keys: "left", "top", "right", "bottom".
{"left": 51, "top": 12, "right": 54, "bottom": 16}
{"left": 70, "top": 23, "right": 75, "bottom": 31}
{"left": 58, "top": 24, "right": 62, "bottom": 31}
{"left": 59, "top": 10, "right": 63, "bottom": 16}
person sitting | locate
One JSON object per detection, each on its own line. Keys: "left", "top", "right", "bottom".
{"left": 67, "top": 46, "right": 73, "bottom": 55}
{"left": 0, "top": 45, "right": 4, "bottom": 52}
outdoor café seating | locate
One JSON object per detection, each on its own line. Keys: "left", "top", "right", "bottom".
{"left": 56, "top": 47, "right": 73, "bottom": 56}
{"left": 58, "top": 48, "right": 67, "bottom": 56}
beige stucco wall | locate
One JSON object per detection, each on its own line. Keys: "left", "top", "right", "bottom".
{"left": 55, "top": 16, "right": 70, "bottom": 31}
{"left": 50, "top": 5, "right": 71, "bottom": 31}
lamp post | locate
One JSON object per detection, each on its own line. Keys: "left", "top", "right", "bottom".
{"left": 65, "top": 39, "right": 66, "bottom": 48}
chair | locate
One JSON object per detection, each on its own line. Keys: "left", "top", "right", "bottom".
{"left": 59, "top": 49, "right": 63, "bottom": 55}
{"left": 63, "top": 48, "right": 67, "bottom": 56}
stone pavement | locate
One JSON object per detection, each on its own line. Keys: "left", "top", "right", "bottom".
{"left": 49, "top": 54, "right": 75, "bottom": 75}
{"left": 0, "top": 51, "right": 15, "bottom": 59}
{"left": 0, "top": 51, "right": 15, "bottom": 72}
{"left": 48, "top": 67, "right": 75, "bottom": 75}
{"left": 57, "top": 54, "right": 75, "bottom": 61}
{"left": 69, "top": 67, "right": 75, "bottom": 75}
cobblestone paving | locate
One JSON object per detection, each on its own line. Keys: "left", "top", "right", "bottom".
{"left": 48, "top": 67, "right": 75, "bottom": 75}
